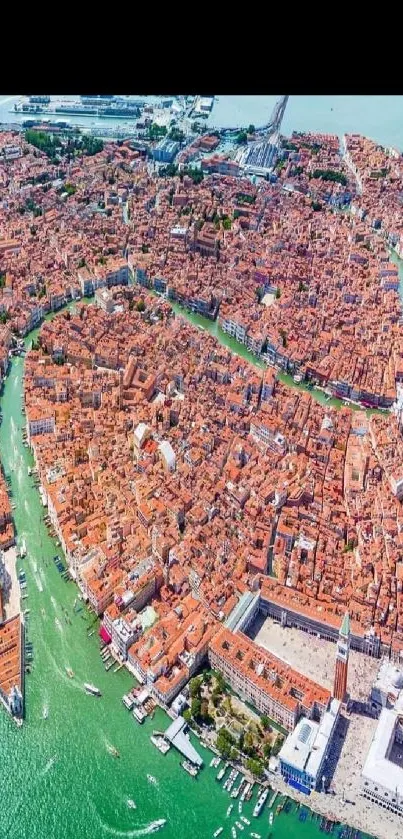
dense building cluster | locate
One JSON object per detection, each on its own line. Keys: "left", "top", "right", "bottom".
{"left": 2, "top": 125, "right": 403, "bottom": 733}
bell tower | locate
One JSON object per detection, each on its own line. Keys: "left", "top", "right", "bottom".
{"left": 333, "top": 611, "right": 350, "bottom": 702}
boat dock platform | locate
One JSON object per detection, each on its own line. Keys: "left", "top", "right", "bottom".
{"left": 164, "top": 715, "right": 203, "bottom": 767}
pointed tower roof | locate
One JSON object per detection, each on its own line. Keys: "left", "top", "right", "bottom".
{"left": 340, "top": 611, "right": 350, "bottom": 638}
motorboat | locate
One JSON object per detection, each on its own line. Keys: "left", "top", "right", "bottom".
{"left": 84, "top": 682, "right": 101, "bottom": 696}
{"left": 149, "top": 821, "right": 166, "bottom": 833}
{"left": 147, "top": 774, "right": 157, "bottom": 785}
{"left": 213, "top": 829, "right": 223, "bottom": 838}
{"left": 127, "top": 799, "right": 137, "bottom": 809}
{"left": 42, "top": 705, "right": 49, "bottom": 720}
{"left": 269, "top": 812, "right": 274, "bottom": 826}
{"left": 65, "top": 667, "right": 74, "bottom": 678}
{"left": 106, "top": 744, "right": 120, "bottom": 758}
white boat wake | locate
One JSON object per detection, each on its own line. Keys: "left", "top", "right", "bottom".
{"left": 99, "top": 820, "right": 166, "bottom": 837}
{"left": 41, "top": 755, "right": 57, "bottom": 775}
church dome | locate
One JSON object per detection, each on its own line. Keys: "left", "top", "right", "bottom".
{"left": 391, "top": 668, "right": 403, "bottom": 690}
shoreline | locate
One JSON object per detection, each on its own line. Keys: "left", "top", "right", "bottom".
{"left": 19, "top": 299, "right": 380, "bottom": 839}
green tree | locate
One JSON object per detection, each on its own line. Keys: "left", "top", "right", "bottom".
{"left": 136, "top": 300, "right": 146, "bottom": 312}
{"left": 271, "top": 735, "right": 284, "bottom": 756}
{"left": 246, "top": 758, "right": 264, "bottom": 778}
{"left": 183, "top": 708, "right": 192, "bottom": 723}
{"left": 248, "top": 124, "right": 255, "bottom": 134}
{"left": 189, "top": 676, "right": 202, "bottom": 698}
{"left": 236, "top": 131, "right": 248, "bottom": 145}
{"left": 263, "top": 742, "right": 272, "bottom": 759}
{"left": 275, "top": 287, "right": 281, "bottom": 299}
{"left": 261, "top": 715, "right": 270, "bottom": 730}
{"left": 191, "top": 697, "right": 201, "bottom": 719}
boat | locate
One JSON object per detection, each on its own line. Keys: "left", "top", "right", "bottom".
{"left": 235, "top": 822, "right": 244, "bottom": 831}
{"left": 213, "top": 829, "right": 223, "bottom": 838}
{"left": 226, "top": 804, "right": 233, "bottom": 818}
{"left": 147, "top": 774, "right": 157, "bottom": 785}
{"left": 106, "top": 744, "right": 120, "bottom": 758}
{"left": 269, "top": 812, "right": 274, "bottom": 826}
{"left": 250, "top": 834, "right": 261, "bottom": 839}
{"left": 42, "top": 705, "right": 49, "bottom": 720}
{"left": 241, "top": 816, "right": 250, "bottom": 826}
{"left": 149, "top": 821, "right": 166, "bottom": 833}
{"left": 127, "top": 799, "right": 136, "bottom": 809}
{"left": 133, "top": 705, "right": 147, "bottom": 723}
{"left": 253, "top": 787, "right": 269, "bottom": 818}
{"left": 182, "top": 759, "right": 198, "bottom": 777}
{"left": 216, "top": 762, "right": 227, "bottom": 781}
{"left": 231, "top": 829, "right": 237, "bottom": 839}
{"left": 65, "top": 667, "right": 74, "bottom": 678}
{"left": 151, "top": 735, "right": 170, "bottom": 754}
{"left": 84, "top": 683, "right": 101, "bottom": 696}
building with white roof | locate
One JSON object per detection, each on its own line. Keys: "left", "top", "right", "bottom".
{"left": 370, "top": 660, "right": 403, "bottom": 713}
{"left": 159, "top": 441, "right": 176, "bottom": 472}
{"left": 361, "top": 702, "right": 403, "bottom": 816}
{"left": 279, "top": 698, "right": 341, "bottom": 794}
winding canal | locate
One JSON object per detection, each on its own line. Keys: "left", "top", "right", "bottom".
{"left": 0, "top": 303, "right": 378, "bottom": 839}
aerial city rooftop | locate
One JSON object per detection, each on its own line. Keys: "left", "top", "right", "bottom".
{"left": 0, "top": 105, "right": 403, "bottom": 836}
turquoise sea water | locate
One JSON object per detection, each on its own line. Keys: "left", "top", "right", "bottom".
{"left": 1, "top": 94, "right": 403, "bottom": 150}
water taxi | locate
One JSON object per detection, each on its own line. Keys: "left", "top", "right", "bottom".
{"left": 213, "top": 829, "right": 223, "bottom": 838}
{"left": 84, "top": 682, "right": 101, "bottom": 696}
{"left": 253, "top": 787, "right": 269, "bottom": 817}
{"left": 65, "top": 667, "right": 74, "bottom": 678}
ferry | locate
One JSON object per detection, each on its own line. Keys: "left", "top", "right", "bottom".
{"left": 213, "top": 829, "right": 223, "bottom": 838}
{"left": 127, "top": 799, "right": 136, "bottom": 809}
{"left": 133, "top": 705, "right": 147, "bottom": 723}
{"left": 253, "top": 787, "right": 269, "bottom": 817}
{"left": 182, "top": 760, "right": 198, "bottom": 777}
{"left": 226, "top": 804, "right": 233, "bottom": 817}
{"left": 106, "top": 744, "right": 120, "bottom": 758}
{"left": 269, "top": 812, "right": 274, "bottom": 826}
{"left": 65, "top": 667, "right": 74, "bottom": 678}
{"left": 84, "top": 682, "right": 101, "bottom": 696}
{"left": 150, "top": 735, "right": 170, "bottom": 754}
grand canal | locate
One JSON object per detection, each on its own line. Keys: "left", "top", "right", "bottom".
{"left": 0, "top": 300, "right": 380, "bottom": 839}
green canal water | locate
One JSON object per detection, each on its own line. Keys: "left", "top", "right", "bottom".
{"left": 0, "top": 306, "right": 378, "bottom": 839}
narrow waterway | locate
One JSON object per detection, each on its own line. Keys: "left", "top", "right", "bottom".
{"left": 168, "top": 301, "right": 385, "bottom": 415}
{"left": 0, "top": 304, "right": 378, "bottom": 839}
